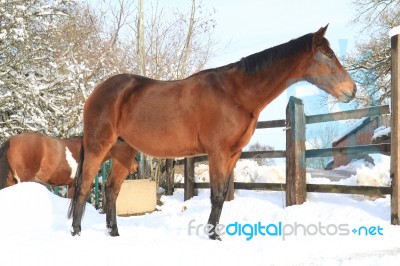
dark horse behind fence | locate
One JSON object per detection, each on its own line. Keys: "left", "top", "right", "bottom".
{"left": 69, "top": 25, "right": 356, "bottom": 239}
{"left": 0, "top": 132, "right": 138, "bottom": 236}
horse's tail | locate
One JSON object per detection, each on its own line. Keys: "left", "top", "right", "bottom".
{"left": 68, "top": 141, "right": 85, "bottom": 219}
{"left": 0, "top": 140, "right": 10, "bottom": 189}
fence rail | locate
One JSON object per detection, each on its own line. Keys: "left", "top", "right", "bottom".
{"left": 176, "top": 143, "right": 391, "bottom": 165}
{"left": 174, "top": 182, "right": 391, "bottom": 197}
{"left": 306, "top": 105, "right": 390, "bottom": 124}
{"left": 306, "top": 143, "right": 391, "bottom": 158}
{"left": 256, "top": 119, "right": 286, "bottom": 128}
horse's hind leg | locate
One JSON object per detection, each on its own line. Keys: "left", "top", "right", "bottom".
{"left": 207, "top": 150, "right": 241, "bottom": 240}
{"left": 70, "top": 141, "right": 114, "bottom": 236}
{"left": 105, "top": 159, "right": 130, "bottom": 236}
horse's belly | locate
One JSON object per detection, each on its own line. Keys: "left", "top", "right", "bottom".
{"left": 36, "top": 169, "right": 73, "bottom": 186}
{"left": 123, "top": 131, "right": 203, "bottom": 158}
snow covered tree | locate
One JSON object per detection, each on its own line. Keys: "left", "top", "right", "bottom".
{"left": 0, "top": 1, "right": 120, "bottom": 140}
{"left": 0, "top": 1, "right": 124, "bottom": 140}
{"left": 0, "top": 0, "right": 79, "bottom": 140}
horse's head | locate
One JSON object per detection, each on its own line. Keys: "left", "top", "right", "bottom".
{"left": 129, "top": 157, "right": 139, "bottom": 175}
{"left": 304, "top": 25, "right": 356, "bottom": 103}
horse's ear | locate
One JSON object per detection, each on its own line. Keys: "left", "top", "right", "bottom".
{"left": 313, "top": 24, "right": 329, "bottom": 46}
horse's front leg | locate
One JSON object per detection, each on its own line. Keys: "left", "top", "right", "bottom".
{"left": 105, "top": 159, "right": 130, "bottom": 236}
{"left": 207, "top": 150, "right": 241, "bottom": 240}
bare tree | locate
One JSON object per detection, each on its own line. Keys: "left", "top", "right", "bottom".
{"left": 176, "top": 0, "right": 196, "bottom": 78}
{"left": 306, "top": 123, "right": 340, "bottom": 169}
{"left": 247, "top": 142, "right": 276, "bottom": 166}
{"left": 136, "top": 0, "right": 146, "bottom": 76}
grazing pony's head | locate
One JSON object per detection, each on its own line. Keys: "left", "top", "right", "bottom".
{"left": 129, "top": 158, "right": 139, "bottom": 175}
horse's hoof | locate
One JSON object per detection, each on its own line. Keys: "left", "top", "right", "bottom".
{"left": 107, "top": 225, "right": 120, "bottom": 237}
{"left": 71, "top": 230, "right": 81, "bottom": 236}
{"left": 209, "top": 234, "right": 222, "bottom": 241}
{"left": 70, "top": 226, "right": 81, "bottom": 236}
{"left": 109, "top": 229, "right": 120, "bottom": 237}
{"left": 110, "top": 231, "right": 120, "bottom": 237}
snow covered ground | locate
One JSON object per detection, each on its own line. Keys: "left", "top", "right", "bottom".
{"left": 1, "top": 157, "right": 400, "bottom": 265}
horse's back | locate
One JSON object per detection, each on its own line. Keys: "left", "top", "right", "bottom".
{"left": 87, "top": 74, "right": 154, "bottom": 105}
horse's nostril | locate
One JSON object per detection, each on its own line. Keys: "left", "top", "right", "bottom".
{"left": 352, "top": 85, "right": 357, "bottom": 96}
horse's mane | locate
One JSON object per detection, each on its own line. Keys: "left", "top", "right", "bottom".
{"left": 236, "top": 33, "right": 315, "bottom": 74}
{"left": 199, "top": 32, "right": 317, "bottom": 76}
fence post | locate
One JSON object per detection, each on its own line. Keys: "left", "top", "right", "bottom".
{"left": 286, "top": 96, "right": 306, "bottom": 206}
{"left": 94, "top": 168, "right": 100, "bottom": 209}
{"left": 184, "top": 157, "right": 195, "bottom": 200}
{"left": 391, "top": 33, "right": 400, "bottom": 225}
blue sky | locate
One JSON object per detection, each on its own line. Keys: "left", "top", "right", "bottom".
{"left": 205, "top": 0, "right": 359, "bottom": 68}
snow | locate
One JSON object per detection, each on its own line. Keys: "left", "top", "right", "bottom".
{"left": 1, "top": 158, "right": 400, "bottom": 265}
{"left": 333, "top": 117, "right": 368, "bottom": 143}
{"left": 335, "top": 158, "right": 374, "bottom": 171}
{"left": 336, "top": 157, "right": 391, "bottom": 187}
{"left": 373, "top": 126, "right": 391, "bottom": 141}
{"left": 176, "top": 160, "right": 286, "bottom": 183}
{"left": 390, "top": 25, "right": 400, "bottom": 37}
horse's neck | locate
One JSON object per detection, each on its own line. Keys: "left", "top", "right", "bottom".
{"left": 227, "top": 52, "right": 310, "bottom": 116}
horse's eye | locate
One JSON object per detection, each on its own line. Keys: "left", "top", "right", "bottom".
{"left": 326, "top": 52, "right": 335, "bottom": 59}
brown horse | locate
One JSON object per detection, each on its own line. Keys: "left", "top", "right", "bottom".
{"left": 69, "top": 25, "right": 356, "bottom": 239}
{"left": 0, "top": 132, "right": 138, "bottom": 235}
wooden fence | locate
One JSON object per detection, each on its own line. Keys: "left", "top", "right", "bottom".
{"left": 175, "top": 102, "right": 391, "bottom": 200}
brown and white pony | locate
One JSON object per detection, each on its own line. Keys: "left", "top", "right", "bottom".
{"left": 0, "top": 132, "right": 138, "bottom": 235}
